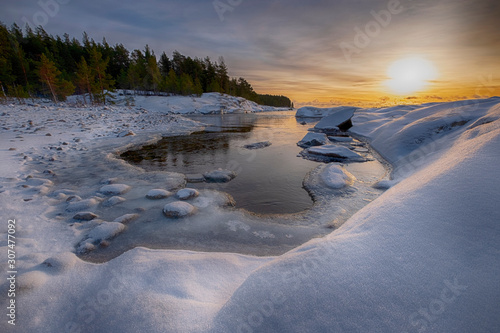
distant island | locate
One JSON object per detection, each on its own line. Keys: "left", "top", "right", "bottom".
{"left": 0, "top": 22, "right": 293, "bottom": 108}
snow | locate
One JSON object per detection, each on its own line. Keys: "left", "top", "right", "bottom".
{"left": 203, "top": 168, "right": 237, "bottom": 183}
{"left": 313, "top": 108, "right": 355, "bottom": 131}
{"left": 319, "top": 164, "right": 356, "bottom": 189}
{"left": 146, "top": 189, "right": 172, "bottom": 199}
{"left": 295, "top": 106, "right": 358, "bottom": 118}
{"left": 163, "top": 201, "right": 198, "bottom": 218}
{"left": 176, "top": 188, "right": 200, "bottom": 200}
{"left": 99, "top": 184, "right": 131, "bottom": 195}
{"left": 1, "top": 95, "right": 499, "bottom": 332}
{"left": 297, "top": 132, "right": 330, "bottom": 148}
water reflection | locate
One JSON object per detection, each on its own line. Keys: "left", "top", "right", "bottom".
{"left": 121, "top": 112, "right": 320, "bottom": 214}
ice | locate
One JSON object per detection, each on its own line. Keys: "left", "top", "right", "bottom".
{"left": 102, "top": 196, "right": 126, "bottom": 207}
{"left": 113, "top": 213, "right": 140, "bottom": 224}
{"left": 297, "top": 132, "right": 330, "bottom": 148}
{"left": 146, "top": 189, "right": 172, "bottom": 199}
{"left": 163, "top": 201, "right": 198, "bottom": 218}
{"left": 176, "top": 188, "right": 200, "bottom": 200}
{"left": 320, "top": 164, "right": 356, "bottom": 189}
{"left": 243, "top": 141, "right": 272, "bottom": 149}
{"left": 203, "top": 168, "right": 237, "bottom": 183}
{"left": 99, "top": 184, "right": 131, "bottom": 195}
{"left": 301, "top": 144, "right": 366, "bottom": 162}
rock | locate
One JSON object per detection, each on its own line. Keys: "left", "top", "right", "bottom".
{"left": 328, "top": 136, "right": 353, "bottom": 142}
{"left": 314, "top": 109, "right": 355, "bottom": 132}
{"left": 102, "top": 196, "right": 126, "bottom": 207}
{"left": 113, "top": 213, "right": 139, "bottom": 224}
{"left": 320, "top": 164, "right": 356, "bottom": 189}
{"left": 244, "top": 141, "right": 272, "bottom": 149}
{"left": 66, "top": 198, "right": 98, "bottom": 212}
{"left": 203, "top": 169, "right": 237, "bottom": 183}
{"left": 176, "top": 188, "right": 199, "bottom": 200}
{"left": 40, "top": 252, "right": 77, "bottom": 273}
{"left": 99, "top": 184, "right": 131, "bottom": 195}
{"left": 163, "top": 201, "right": 197, "bottom": 218}
{"left": 45, "top": 133, "right": 52, "bottom": 136}
{"left": 77, "top": 222, "right": 126, "bottom": 254}
{"left": 297, "top": 133, "right": 330, "bottom": 148}
{"left": 73, "top": 212, "right": 98, "bottom": 221}
{"left": 146, "top": 189, "right": 172, "bottom": 199}
{"left": 185, "top": 174, "right": 205, "bottom": 183}
{"left": 66, "top": 195, "right": 82, "bottom": 202}
{"left": 8, "top": 147, "right": 16, "bottom": 151}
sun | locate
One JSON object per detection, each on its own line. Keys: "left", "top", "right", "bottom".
{"left": 385, "top": 56, "right": 438, "bottom": 95}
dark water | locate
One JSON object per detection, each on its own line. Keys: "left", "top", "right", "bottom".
{"left": 121, "top": 112, "right": 320, "bottom": 214}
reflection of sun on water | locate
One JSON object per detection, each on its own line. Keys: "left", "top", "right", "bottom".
{"left": 385, "top": 56, "right": 438, "bottom": 95}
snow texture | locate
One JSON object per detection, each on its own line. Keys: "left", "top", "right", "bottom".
{"left": 314, "top": 108, "right": 355, "bottom": 131}
{"left": 320, "top": 164, "right": 356, "bottom": 189}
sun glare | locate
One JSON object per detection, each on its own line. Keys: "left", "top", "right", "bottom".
{"left": 385, "top": 56, "right": 438, "bottom": 95}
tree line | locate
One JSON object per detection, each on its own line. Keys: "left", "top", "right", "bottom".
{"left": 0, "top": 22, "right": 293, "bottom": 107}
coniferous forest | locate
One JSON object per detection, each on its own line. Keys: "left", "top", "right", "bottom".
{"left": 0, "top": 22, "right": 293, "bottom": 107}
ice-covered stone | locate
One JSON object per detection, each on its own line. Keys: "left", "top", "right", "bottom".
{"left": 102, "top": 196, "right": 126, "bottom": 207}
{"left": 314, "top": 109, "right": 355, "bottom": 131}
{"left": 320, "top": 164, "right": 356, "bottom": 189}
{"left": 99, "top": 184, "right": 131, "bottom": 195}
{"left": 163, "top": 201, "right": 197, "bottom": 218}
{"left": 113, "top": 213, "right": 139, "bottom": 224}
{"left": 73, "top": 212, "right": 98, "bottom": 221}
{"left": 203, "top": 169, "right": 236, "bottom": 183}
{"left": 146, "top": 189, "right": 172, "bottom": 199}
{"left": 77, "top": 222, "right": 126, "bottom": 253}
{"left": 244, "top": 141, "right": 272, "bottom": 149}
{"left": 176, "top": 188, "right": 200, "bottom": 200}
{"left": 296, "top": 106, "right": 358, "bottom": 118}
{"left": 302, "top": 145, "right": 366, "bottom": 162}
{"left": 297, "top": 132, "right": 329, "bottom": 148}
{"left": 66, "top": 198, "right": 99, "bottom": 212}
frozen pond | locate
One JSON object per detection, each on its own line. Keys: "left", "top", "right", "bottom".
{"left": 121, "top": 111, "right": 320, "bottom": 214}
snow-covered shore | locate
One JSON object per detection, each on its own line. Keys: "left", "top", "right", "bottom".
{"left": 1, "top": 95, "right": 499, "bottom": 332}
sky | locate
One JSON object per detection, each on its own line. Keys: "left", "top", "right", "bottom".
{"left": 1, "top": 0, "right": 499, "bottom": 107}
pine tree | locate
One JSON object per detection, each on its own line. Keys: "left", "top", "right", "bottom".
{"left": 75, "top": 56, "right": 93, "bottom": 104}
{"left": 38, "top": 53, "right": 59, "bottom": 102}
{"left": 194, "top": 77, "right": 203, "bottom": 97}
{"left": 89, "top": 47, "right": 114, "bottom": 104}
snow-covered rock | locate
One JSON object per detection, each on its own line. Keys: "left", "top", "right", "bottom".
{"left": 314, "top": 108, "right": 355, "bottom": 131}
{"left": 297, "top": 132, "right": 330, "bottom": 148}
{"left": 328, "top": 136, "right": 353, "bottom": 142}
{"left": 176, "top": 188, "right": 200, "bottom": 200}
{"left": 72, "top": 212, "right": 98, "bottom": 221}
{"left": 77, "top": 222, "right": 126, "bottom": 253}
{"left": 243, "top": 141, "right": 272, "bottom": 149}
{"left": 99, "top": 184, "right": 131, "bottom": 195}
{"left": 113, "top": 213, "right": 139, "bottom": 224}
{"left": 102, "top": 196, "right": 126, "bottom": 207}
{"left": 203, "top": 169, "right": 237, "bottom": 183}
{"left": 301, "top": 145, "right": 366, "bottom": 162}
{"left": 146, "top": 189, "right": 172, "bottom": 200}
{"left": 163, "top": 201, "right": 197, "bottom": 218}
{"left": 66, "top": 198, "right": 99, "bottom": 212}
{"left": 320, "top": 164, "right": 356, "bottom": 189}
{"left": 296, "top": 106, "right": 358, "bottom": 118}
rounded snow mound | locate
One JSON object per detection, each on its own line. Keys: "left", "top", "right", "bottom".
{"left": 320, "top": 164, "right": 356, "bottom": 189}
{"left": 146, "top": 189, "right": 172, "bottom": 199}
{"left": 99, "top": 184, "right": 131, "bottom": 195}
{"left": 176, "top": 188, "right": 200, "bottom": 200}
{"left": 66, "top": 198, "right": 99, "bottom": 212}
{"left": 163, "top": 201, "right": 197, "bottom": 218}
{"left": 203, "top": 169, "right": 237, "bottom": 183}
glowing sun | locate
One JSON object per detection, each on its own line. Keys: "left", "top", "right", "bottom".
{"left": 385, "top": 56, "right": 438, "bottom": 95}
